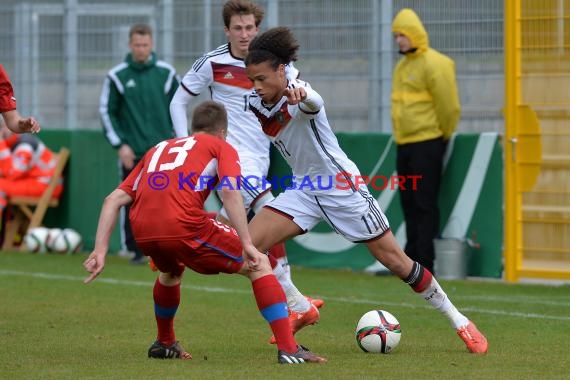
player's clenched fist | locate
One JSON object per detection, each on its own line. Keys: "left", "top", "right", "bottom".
{"left": 283, "top": 87, "right": 306, "bottom": 105}
{"left": 83, "top": 252, "right": 106, "bottom": 284}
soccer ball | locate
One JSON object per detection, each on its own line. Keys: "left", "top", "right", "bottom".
{"left": 49, "top": 228, "right": 82, "bottom": 254}
{"left": 23, "top": 227, "right": 50, "bottom": 253}
{"left": 355, "top": 310, "right": 401, "bottom": 354}
{"left": 45, "top": 228, "right": 62, "bottom": 252}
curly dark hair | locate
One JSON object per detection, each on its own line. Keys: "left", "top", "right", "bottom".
{"left": 245, "top": 26, "right": 299, "bottom": 69}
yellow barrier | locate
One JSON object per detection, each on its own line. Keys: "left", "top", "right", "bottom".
{"left": 504, "top": 0, "right": 570, "bottom": 282}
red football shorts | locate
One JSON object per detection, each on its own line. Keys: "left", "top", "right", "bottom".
{"left": 136, "top": 219, "right": 244, "bottom": 277}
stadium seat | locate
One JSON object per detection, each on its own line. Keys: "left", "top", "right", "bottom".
{"left": 1, "top": 147, "right": 70, "bottom": 251}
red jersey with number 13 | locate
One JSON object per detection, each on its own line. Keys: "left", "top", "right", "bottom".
{"left": 119, "top": 134, "right": 241, "bottom": 242}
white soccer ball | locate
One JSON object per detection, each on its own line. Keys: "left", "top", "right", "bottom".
{"left": 50, "top": 228, "right": 82, "bottom": 254}
{"left": 23, "top": 227, "right": 50, "bottom": 253}
{"left": 45, "top": 228, "right": 62, "bottom": 252}
{"left": 355, "top": 310, "right": 401, "bottom": 354}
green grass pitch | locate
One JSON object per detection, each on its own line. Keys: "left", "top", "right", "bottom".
{"left": 1, "top": 251, "right": 569, "bottom": 379}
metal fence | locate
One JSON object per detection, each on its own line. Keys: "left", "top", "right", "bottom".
{"left": 0, "top": 0, "right": 504, "bottom": 132}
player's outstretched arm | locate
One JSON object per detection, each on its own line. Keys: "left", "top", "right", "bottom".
{"left": 2, "top": 110, "right": 40, "bottom": 134}
{"left": 83, "top": 189, "right": 133, "bottom": 284}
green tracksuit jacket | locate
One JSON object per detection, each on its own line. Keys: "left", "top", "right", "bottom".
{"left": 99, "top": 52, "right": 179, "bottom": 159}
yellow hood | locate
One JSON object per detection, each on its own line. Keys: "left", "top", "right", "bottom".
{"left": 392, "top": 8, "right": 429, "bottom": 52}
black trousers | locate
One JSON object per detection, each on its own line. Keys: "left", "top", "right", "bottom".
{"left": 396, "top": 137, "right": 446, "bottom": 274}
{"left": 121, "top": 160, "right": 142, "bottom": 260}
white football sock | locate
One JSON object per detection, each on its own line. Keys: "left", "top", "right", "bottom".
{"left": 272, "top": 261, "right": 310, "bottom": 312}
{"left": 277, "top": 257, "right": 291, "bottom": 282}
{"left": 420, "top": 277, "right": 469, "bottom": 329}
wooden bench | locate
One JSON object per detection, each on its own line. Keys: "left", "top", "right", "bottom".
{"left": 2, "top": 147, "right": 70, "bottom": 251}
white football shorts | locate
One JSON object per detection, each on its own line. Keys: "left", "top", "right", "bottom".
{"left": 266, "top": 187, "right": 390, "bottom": 242}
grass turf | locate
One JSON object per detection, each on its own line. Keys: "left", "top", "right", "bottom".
{"left": 1, "top": 251, "right": 569, "bottom": 379}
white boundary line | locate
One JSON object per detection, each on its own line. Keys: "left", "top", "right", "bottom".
{"left": 2, "top": 269, "right": 569, "bottom": 321}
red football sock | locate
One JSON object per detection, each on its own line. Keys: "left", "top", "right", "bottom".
{"left": 153, "top": 278, "right": 180, "bottom": 346}
{"left": 267, "top": 252, "right": 278, "bottom": 269}
{"left": 252, "top": 274, "right": 297, "bottom": 353}
{"left": 268, "top": 242, "right": 286, "bottom": 259}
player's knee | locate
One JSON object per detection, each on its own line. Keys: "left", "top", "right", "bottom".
{"left": 159, "top": 272, "right": 181, "bottom": 286}
{"left": 256, "top": 253, "right": 273, "bottom": 273}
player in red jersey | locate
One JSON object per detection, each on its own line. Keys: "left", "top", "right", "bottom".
{"left": 0, "top": 64, "right": 40, "bottom": 134}
{"left": 83, "top": 100, "right": 325, "bottom": 364}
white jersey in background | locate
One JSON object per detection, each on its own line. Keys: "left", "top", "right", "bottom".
{"left": 171, "top": 44, "right": 302, "bottom": 211}
{"left": 171, "top": 44, "right": 270, "bottom": 211}
{"left": 248, "top": 79, "right": 363, "bottom": 197}
{"left": 171, "top": 43, "right": 266, "bottom": 162}
{"left": 171, "top": 43, "right": 299, "bottom": 162}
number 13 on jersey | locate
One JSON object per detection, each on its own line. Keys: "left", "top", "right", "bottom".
{"left": 147, "top": 137, "right": 197, "bottom": 173}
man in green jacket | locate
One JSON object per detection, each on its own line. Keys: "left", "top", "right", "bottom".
{"left": 99, "top": 23, "right": 180, "bottom": 264}
{"left": 391, "top": 9, "right": 461, "bottom": 274}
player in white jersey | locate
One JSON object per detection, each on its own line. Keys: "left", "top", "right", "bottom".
{"left": 244, "top": 26, "right": 488, "bottom": 354}
{"left": 169, "top": 1, "right": 323, "bottom": 344}
{"left": 172, "top": 43, "right": 270, "bottom": 168}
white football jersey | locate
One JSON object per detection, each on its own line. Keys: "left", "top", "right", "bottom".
{"left": 180, "top": 43, "right": 266, "bottom": 161}
{"left": 248, "top": 79, "right": 363, "bottom": 196}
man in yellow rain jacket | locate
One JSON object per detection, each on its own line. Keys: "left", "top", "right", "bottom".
{"left": 391, "top": 8, "right": 460, "bottom": 274}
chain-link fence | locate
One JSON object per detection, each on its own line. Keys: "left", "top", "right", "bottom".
{"left": 0, "top": 0, "right": 503, "bottom": 132}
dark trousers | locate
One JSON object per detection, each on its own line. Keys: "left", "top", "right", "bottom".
{"left": 397, "top": 137, "right": 446, "bottom": 274}
{"left": 121, "top": 161, "right": 142, "bottom": 260}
